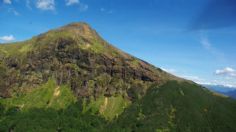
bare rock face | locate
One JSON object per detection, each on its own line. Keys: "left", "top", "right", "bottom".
{"left": 0, "top": 22, "right": 179, "bottom": 99}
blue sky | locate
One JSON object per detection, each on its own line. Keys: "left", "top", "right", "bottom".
{"left": 0, "top": 0, "right": 236, "bottom": 87}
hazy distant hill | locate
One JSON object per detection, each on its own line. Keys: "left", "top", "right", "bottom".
{"left": 204, "top": 85, "right": 236, "bottom": 99}
{"left": 226, "top": 90, "right": 236, "bottom": 99}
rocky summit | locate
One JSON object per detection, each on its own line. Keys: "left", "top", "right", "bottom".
{"left": 0, "top": 23, "right": 236, "bottom": 132}
{"left": 0, "top": 22, "right": 178, "bottom": 98}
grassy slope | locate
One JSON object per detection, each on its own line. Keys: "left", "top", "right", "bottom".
{"left": 109, "top": 81, "right": 236, "bottom": 132}
{"left": 82, "top": 95, "right": 130, "bottom": 120}
{"left": 0, "top": 79, "right": 104, "bottom": 131}
{"left": 0, "top": 79, "right": 76, "bottom": 111}
{"left": 0, "top": 81, "right": 236, "bottom": 131}
{"left": 0, "top": 40, "right": 34, "bottom": 58}
{"left": 0, "top": 79, "right": 130, "bottom": 131}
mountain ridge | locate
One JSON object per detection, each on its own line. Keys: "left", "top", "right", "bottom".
{"left": 0, "top": 22, "right": 181, "bottom": 98}
{"left": 0, "top": 22, "right": 236, "bottom": 131}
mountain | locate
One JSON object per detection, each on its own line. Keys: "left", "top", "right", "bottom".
{"left": 0, "top": 22, "right": 178, "bottom": 98}
{"left": 204, "top": 85, "right": 236, "bottom": 99}
{"left": 204, "top": 85, "right": 235, "bottom": 93}
{"left": 0, "top": 22, "right": 236, "bottom": 132}
{"left": 226, "top": 90, "right": 236, "bottom": 99}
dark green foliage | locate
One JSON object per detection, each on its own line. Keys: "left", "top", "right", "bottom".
{"left": 108, "top": 81, "right": 236, "bottom": 132}
{"left": 0, "top": 103, "right": 107, "bottom": 132}
{"left": 0, "top": 80, "right": 236, "bottom": 131}
{"left": 0, "top": 103, "right": 5, "bottom": 116}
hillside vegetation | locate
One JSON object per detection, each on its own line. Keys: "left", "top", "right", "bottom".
{"left": 1, "top": 81, "right": 236, "bottom": 131}
{"left": 0, "top": 22, "right": 236, "bottom": 132}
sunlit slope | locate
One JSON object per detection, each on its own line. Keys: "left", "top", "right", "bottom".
{"left": 0, "top": 79, "right": 76, "bottom": 110}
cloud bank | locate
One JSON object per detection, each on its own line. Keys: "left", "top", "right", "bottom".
{"left": 0, "top": 35, "right": 15, "bottom": 42}
{"left": 215, "top": 67, "right": 236, "bottom": 77}
{"left": 65, "top": 0, "right": 88, "bottom": 11}
{"left": 66, "top": 0, "right": 79, "bottom": 6}
{"left": 3, "top": 0, "right": 11, "bottom": 4}
{"left": 36, "top": 0, "right": 55, "bottom": 10}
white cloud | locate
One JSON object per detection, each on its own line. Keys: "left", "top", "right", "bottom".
{"left": 161, "top": 68, "right": 200, "bottom": 82}
{"left": 0, "top": 35, "right": 15, "bottom": 42}
{"left": 66, "top": 0, "right": 79, "bottom": 6}
{"left": 26, "top": 0, "right": 32, "bottom": 9}
{"left": 161, "top": 68, "right": 205, "bottom": 85}
{"left": 78, "top": 3, "right": 88, "bottom": 11}
{"left": 162, "top": 68, "right": 176, "bottom": 74}
{"left": 201, "top": 36, "right": 211, "bottom": 50}
{"left": 161, "top": 67, "right": 236, "bottom": 88}
{"left": 181, "top": 75, "right": 236, "bottom": 88}
{"left": 100, "top": 7, "right": 113, "bottom": 14}
{"left": 3, "top": 0, "right": 11, "bottom": 4}
{"left": 200, "top": 82, "right": 236, "bottom": 88}
{"left": 64, "top": 0, "right": 88, "bottom": 11}
{"left": 36, "top": 0, "right": 55, "bottom": 10}
{"left": 200, "top": 79, "right": 236, "bottom": 88}
{"left": 200, "top": 36, "right": 218, "bottom": 54}
{"left": 200, "top": 33, "right": 225, "bottom": 61}
{"left": 182, "top": 75, "right": 204, "bottom": 83}
{"left": 215, "top": 67, "right": 236, "bottom": 77}
{"left": 8, "top": 8, "right": 20, "bottom": 16}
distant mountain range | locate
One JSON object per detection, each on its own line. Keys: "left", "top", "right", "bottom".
{"left": 204, "top": 85, "right": 236, "bottom": 99}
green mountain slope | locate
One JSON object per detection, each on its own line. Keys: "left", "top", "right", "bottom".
{"left": 0, "top": 79, "right": 76, "bottom": 110}
{"left": 0, "top": 22, "right": 236, "bottom": 132}
{"left": 109, "top": 81, "right": 236, "bottom": 132}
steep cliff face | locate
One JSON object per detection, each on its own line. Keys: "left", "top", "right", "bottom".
{"left": 0, "top": 22, "right": 178, "bottom": 98}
